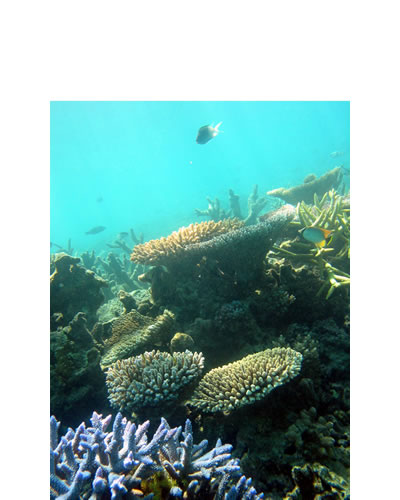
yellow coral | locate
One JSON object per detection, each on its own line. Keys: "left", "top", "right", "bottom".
{"left": 190, "top": 347, "right": 302, "bottom": 413}
{"left": 130, "top": 219, "right": 244, "bottom": 265}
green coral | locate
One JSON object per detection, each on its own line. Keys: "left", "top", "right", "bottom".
{"left": 270, "top": 189, "right": 350, "bottom": 299}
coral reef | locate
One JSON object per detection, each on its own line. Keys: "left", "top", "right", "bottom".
{"left": 50, "top": 312, "right": 107, "bottom": 427}
{"left": 51, "top": 411, "right": 264, "bottom": 499}
{"left": 50, "top": 253, "right": 108, "bottom": 328}
{"left": 268, "top": 189, "right": 350, "bottom": 300}
{"left": 190, "top": 347, "right": 302, "bottom": 413}
{"left": 195, "top": 185, "right": 275, "bottom": 225}
{"left": 170, "top": 332, "right": 195, "bottom": 352}
{"left": 266, "top": 167, "right": 344, "bottom": 205}
{"left": 105, "top": 350, "right": 205, "bottom": 417}
{"left": 131, "top": 219, "right": 244, "bottom": 266}
{"left": 284, "top": 462, "right": 350, "bottom": 499}
{"left": 96, "top": 252, "right": 147, "bottom": 294}
{"left": 94, "top": 309, "right": 176, "bottom": 368}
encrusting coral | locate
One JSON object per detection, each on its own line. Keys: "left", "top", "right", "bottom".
{"left": 95, "top": 309, "right": 176, "bottom": 368}
{"left": 106, "top": 350, "right": 204, "bottom": 417}
{"left": 189, "top": 347, "right": 302, "bottom": 413}
{"left": 266, "top": 167, "right": 344, "bottom": 205}
{"left": 130, "top": 218, "right": 244, "bottom": 266}
{"left": 269, "top": 189, "right": 350, "bottom": 299}
{"left": 50, "top": 411, "right": 265, "bottom": 499}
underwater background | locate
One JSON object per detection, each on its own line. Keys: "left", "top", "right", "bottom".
{"left": 50, "top": 101, "right": 350, "bottom": 500}
{"left": 50, "top": 101, "right": 349, "bottom": 254}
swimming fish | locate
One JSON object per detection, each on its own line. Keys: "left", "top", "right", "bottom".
{"left": 300, "top": 227, "right": 333, "bottom": 248}
{"left": 330, "top": 151, "right": 344, "bottom": 158}
{"left": 196, "top": 122, "right": 223, "bottom": 144}
{"left": 85, "top": 226, "right": 106, "bottom": 235}
{"left": 96, "top": 196, "right": 103, "bottom": 203}
{"left": 117, "top": 232, "right": 129, "bottom": 239}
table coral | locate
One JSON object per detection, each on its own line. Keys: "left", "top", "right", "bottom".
{"left": 130, "top": 218, "right": 244, "bottom": 266}
{"left": 50, "top": 411, "right": 264, "bottom": 499}
{"left": 106, "top": 350, "right": 204, "bottom": 416}
{"left": 267, "top": 167, "right": 344, "bottom": 205}
{"left": 190, "top": 347, "right": 302, "bottom": 413}
{"left": 95, "top": 309, "right": 176, "bottom": 368}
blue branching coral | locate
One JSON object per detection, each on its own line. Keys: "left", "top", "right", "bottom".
{"left": 50, "top": 411, "right": 264, "bottom": 499}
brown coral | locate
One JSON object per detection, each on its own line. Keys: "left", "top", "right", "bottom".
{"left": 190, "top": 347, "right": 302, "bottom": 413}
{"left": 97, "top": 309, "right": 176, "bottom": 367}
{"left": 130, "top": 218, "right": 244, "bottom": 266}
{"left": 266, "top": 167, "right": 343, "bottom": 205}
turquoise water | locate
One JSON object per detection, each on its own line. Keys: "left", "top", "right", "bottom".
{"left": 50, "top": 101, "right": 349, "bottom": 254}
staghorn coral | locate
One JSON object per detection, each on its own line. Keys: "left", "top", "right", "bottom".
{"left": 96, "top": 309, "right": 176, "bottom": 368}
{"left": 190, "top": 347, "right": 302, "bottom": 413}
{"left": 269, "top": 189, "right": 350, "bottom": 299}
{"left": 50, "top": 411, "right": 264, "bottom": 499}
{"left": 195, "top": 185, "right": 272, "bottom": 225}
{"left": 284, "top": 462, "right": 350, "bottom": 499}
{"left": 131, "top": 218, "right": 244, "bottom": 266}
{"left": 50, "top": 252, "right": 108, "bottom": 328}
{"left": 266, "top": 167, "right": 344, "bottom": 205}
{"left": 106, "top": 350, "right": 205, "bottom": 416}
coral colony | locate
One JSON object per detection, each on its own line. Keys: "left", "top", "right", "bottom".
{"left": 50, "top": 411, "right": 264, "bottom": 499}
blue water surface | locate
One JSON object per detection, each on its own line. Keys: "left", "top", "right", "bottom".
{"left": 50, "top": 101, "right": 349, "bottom": 255}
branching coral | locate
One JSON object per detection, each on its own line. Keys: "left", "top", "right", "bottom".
{"left": 189, "top": 347, "right": 302, "bottom": 413}
{"left": 96, "top": 309, "right": 176, "bottom": 368}
{"left": 106, "top": 350, "right": 204, "bottom": 416}
{"left": 130, "top": 219, "right": 244, "bottom": 266}
{"left": 195, "top": 185, "right": 269, "bottom": 225}
{"left": 269, "top": 189, "right": 350, "bottom": 299}
{"left": 267, "top": 167, "right": 344, "bottom": 205}
{"left": 50, "top": 411, "right": 264, "bottom": 499}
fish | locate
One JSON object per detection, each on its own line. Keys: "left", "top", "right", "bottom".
{"left": 330, "top": 151, "right": 344, "bottom": 158}
{"left": 300, "top": 227, "right": 333, "bottom": 248}
{"left": 96, "top": 196, "right": 103, "bottom": 203}
{"left": 117, "top": 232, "right": 129, "bottom": 239}
{"left": 196, "top": 122, "right": 223, "bottom": 144}
{"left": 85, "top": 226, "right": 106, "bottom": 235}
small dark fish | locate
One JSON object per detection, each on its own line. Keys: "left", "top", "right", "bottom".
{"left": 196, "top": 122, "right": 223, "bottom": 144}
{"left": 85, "top": 226, "right": 106, "bottom": 235}
{"left": 117, "top": 232, "right": 129, "bottom": 239}
{"left": 96, "top": 196, "right": 103, "bottom": 203}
